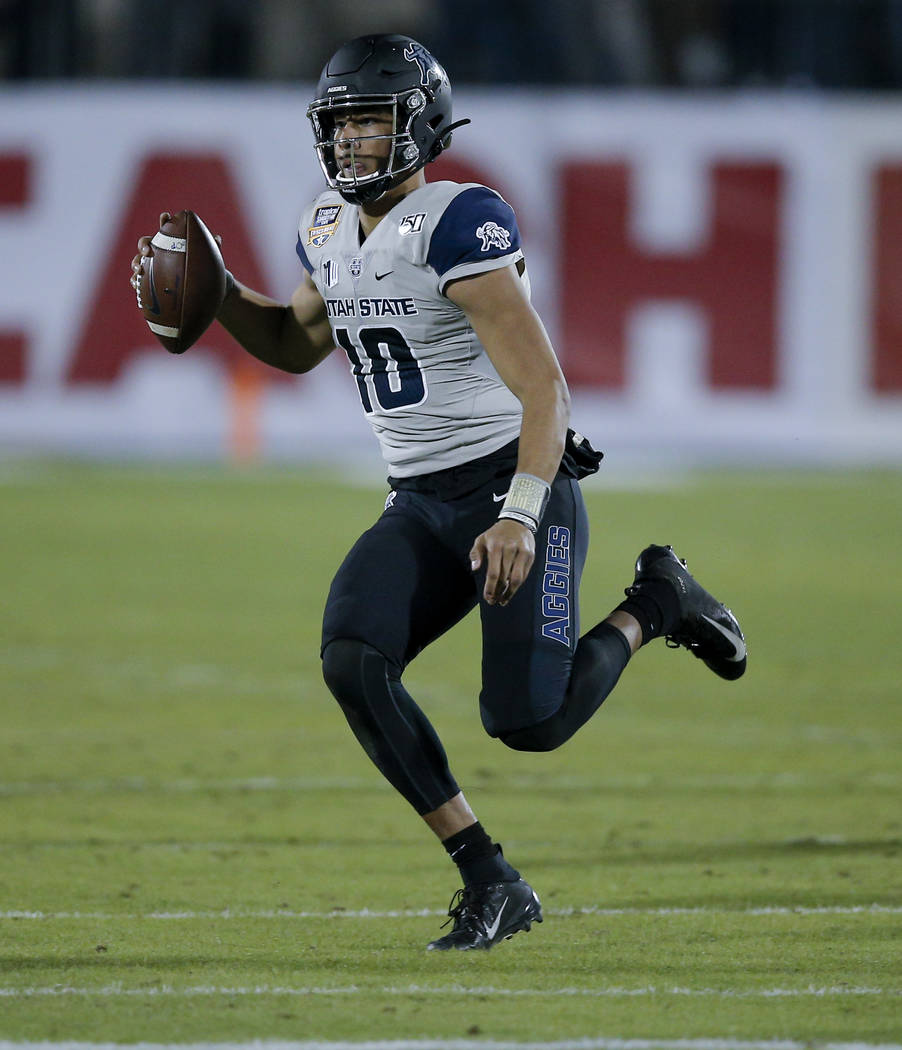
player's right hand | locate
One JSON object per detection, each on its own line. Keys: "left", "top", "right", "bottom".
{"left": 130, "top": 212, "right": 227, "bottom": 298}
{"left": 129, "top": 212, "right": 172, "bottom": 292}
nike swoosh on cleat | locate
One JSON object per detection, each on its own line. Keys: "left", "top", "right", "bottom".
{"left": 701, "top": 614, "right": 747, "bottom": 661}
{"left": 484, "top": 899, "right": 508, "bottom": 941}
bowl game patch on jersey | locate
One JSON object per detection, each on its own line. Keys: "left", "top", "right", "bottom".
{"left": 308, "top": 204, "right": 344, "bottom": 247}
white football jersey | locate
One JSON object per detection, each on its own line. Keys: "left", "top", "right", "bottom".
{"left": 296, "top": 180, "right": 529, "bottom": 477}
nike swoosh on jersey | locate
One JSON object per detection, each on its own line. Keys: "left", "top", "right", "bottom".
{"left": 701, "top": 613, "right": 747, "bottom": 661}
{"left": 375, "top": 271, "right": 393, "bottom": 281}
{"left": 492, "top": 490, "right": 509, "bottom": 502}
{"left": 484, "top": 898, "right": 508, "bottom": 941}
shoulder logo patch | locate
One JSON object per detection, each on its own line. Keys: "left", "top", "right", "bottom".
{"left": 308, "top": 203, "right": 343, "bottom": 247}
{"left": 399, "top": 213, "right": 426, "bottom": 236}
{"left": 476, "top": 221, "right": 511, "bottom": 252}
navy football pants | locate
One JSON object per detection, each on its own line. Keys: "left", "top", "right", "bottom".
{"left": 320, "top": 459, "right": 632, "bottom": 814}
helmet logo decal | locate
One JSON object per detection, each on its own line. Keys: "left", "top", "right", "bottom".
{"left": 476, "top": 221, "right": 512, "bottom": 252}
{"left": 308, "top": 203, "right": 344, "bottom": 247}
{"left": 403, "top": 41, "right": 445, "bottom": 90}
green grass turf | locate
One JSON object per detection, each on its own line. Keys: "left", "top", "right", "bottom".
{"left": 0, "top": 463, "right": 900, "bottom": 1043}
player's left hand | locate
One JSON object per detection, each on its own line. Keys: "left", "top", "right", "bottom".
{"left": 470, "top": 519, "right": 536, "bottom": 606}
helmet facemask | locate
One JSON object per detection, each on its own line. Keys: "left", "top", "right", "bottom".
{"left": 308, "top": 90, "right": 431, "bottom": 205}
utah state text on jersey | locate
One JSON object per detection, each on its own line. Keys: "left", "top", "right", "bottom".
{"left": 325, "top": 297, "right": 419, "bottom": 318}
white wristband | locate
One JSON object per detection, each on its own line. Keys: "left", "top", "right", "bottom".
{"left": 498, "top": 473, "right": 551, "bottom": 533}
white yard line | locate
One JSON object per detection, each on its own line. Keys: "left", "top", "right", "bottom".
{"left": 0, "top": 985, "right": 899, "bottom": 1001}
{"left": 2, "top": 904, "right": 900, "bottom": 921}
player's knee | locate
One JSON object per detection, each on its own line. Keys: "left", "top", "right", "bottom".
{"left": 321, "top": 638, "right": 374, "bottom": 711}
{"left": 498, "top": 722, "right": 563, "bottom": 753}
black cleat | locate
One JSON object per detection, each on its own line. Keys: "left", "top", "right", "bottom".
{"left": 627, "top": 543, "right": 747, "bottom": 680}
{"left": 426, "top": 878, "right": 543, "bottom": 951}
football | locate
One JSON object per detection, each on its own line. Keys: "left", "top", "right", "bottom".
{"left": 136, "top": 210, "right": 226, "bottom": 354}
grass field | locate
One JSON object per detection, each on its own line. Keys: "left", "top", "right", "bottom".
{"left": 0, "top": 463, "right": 900, "bottom": 1045}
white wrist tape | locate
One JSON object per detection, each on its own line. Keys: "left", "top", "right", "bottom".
{"left": 498, "top": 473, "right": 551, "bottom": 534}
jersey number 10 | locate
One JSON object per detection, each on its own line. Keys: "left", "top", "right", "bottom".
{"left": 335, "top": 326, "right": 427, "bottom": 412}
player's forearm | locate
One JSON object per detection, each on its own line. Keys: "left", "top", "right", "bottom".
{"left": 488, "top": 305, "right": 571, "bottom": 483}
{"left": 217, "top": 281, "right": 330, "bottom": 374}
{"left": 515, "top": 377, "right": 570, "bottom": 485}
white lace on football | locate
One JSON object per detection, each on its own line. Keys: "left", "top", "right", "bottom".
{"left": 150, "top": 232, "right": 187, "bottom": 252}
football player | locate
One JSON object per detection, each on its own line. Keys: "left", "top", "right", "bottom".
{"left": 131, "top": 33, "right": 747, "bottom": 951}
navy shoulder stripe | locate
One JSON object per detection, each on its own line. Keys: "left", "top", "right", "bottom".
{"left": 296, "top": 235, "right": 313, "bottom": 274}
{"left": 426, "top": 187, "right": 520, "bottom": 278}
